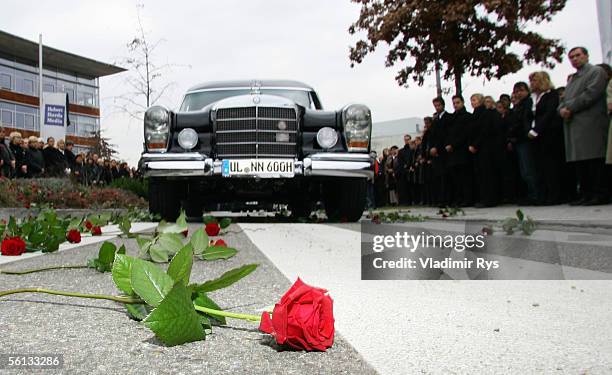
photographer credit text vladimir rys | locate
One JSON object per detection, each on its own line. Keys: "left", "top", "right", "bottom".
{"left": 370, "top": 232, "right": 500, "bottom": 271}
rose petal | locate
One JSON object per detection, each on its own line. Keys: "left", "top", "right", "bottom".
{"left": 259, "top": 312, "right": 274, "bottom": 334}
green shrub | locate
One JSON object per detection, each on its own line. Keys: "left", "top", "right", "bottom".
{"left": 110, "top": 177, "right": 148, "bottom": 199}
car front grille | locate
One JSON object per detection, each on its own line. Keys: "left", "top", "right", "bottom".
{"left": 215, "top": 106, "right": 298, "bottom": 159}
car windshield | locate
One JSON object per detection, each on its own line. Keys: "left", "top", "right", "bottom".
{"left": 179, "top": 89, "right": 312, "bottom": 111}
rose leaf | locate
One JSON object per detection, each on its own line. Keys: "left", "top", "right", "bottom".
{"left": 190, "top": 264, "right": 258, "bottom": 294}
{"left": 189, "top": 227, "right": 209, "bottom": 255}
{"left": 131, "top": 259, "right": 174, "bottom": 307}
{"left": 112, "top": 253, "right": 136, "bottom": 295}
{"left": 143, "top": 283, "right": 205, "bottom": 346}
{"left": 201, "top": 246, "right": 237, "bottom": 261}
{"left": 167, "top": 243, "right": 193, "bottom": 286}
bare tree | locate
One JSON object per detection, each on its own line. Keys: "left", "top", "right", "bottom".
{"left": 113, "top": 3, "right": 179, "bottom": 119}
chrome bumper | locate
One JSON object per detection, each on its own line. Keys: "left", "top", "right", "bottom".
{"left": 139, "top": 152, "right": 374, "bottom": 179}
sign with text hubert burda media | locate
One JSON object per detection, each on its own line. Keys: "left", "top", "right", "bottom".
{"left": 40, "top": 92, "right": 68, "bottom": 142}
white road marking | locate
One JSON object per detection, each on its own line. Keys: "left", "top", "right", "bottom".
{"left": 0, "top": 223, "right": 157, "bottom": 265}
{"left": 241, "top": 223, "right": 612, "bottom": 374}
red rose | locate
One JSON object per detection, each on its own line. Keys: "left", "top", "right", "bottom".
{"left": 1, "top": 236, "right": 27, "bottom": 256}
{"left": 205, "top": 223, "right": 220, "bottom": 236}
{"left": 66, "top": 229, "right": 81, "bottom": 243}
{"left": 91, "top": 226, "right": 102, "bottom": 236}
{"left": 213, "top": 239, "right": 227, "bottom": 247}
{"left": 84, "top": 220, "right": 93, "bottom": 230}
{"left": 259, "top": 278, "right": 335, "bottom": 351}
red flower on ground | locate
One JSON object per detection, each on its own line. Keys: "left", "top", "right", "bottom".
{"left": 212, "top": 239, "right": 227, "bottom": 247}
{"left": 84, "top": 220, "right": 93, "bottom": 230}
{"left": 66, "top": 229, "right": 81, "bottom": 244}
{"left": 91, "top": 226, "right": 102, "bottom": 236}
{"left": 1, "top": 236, "right": 27, "bottom": 256}
{"left": 205, "top": 222, "right": 220, "bottom": 236}
{"left": 259, "top": 278, "right": 335, "bottom": 351}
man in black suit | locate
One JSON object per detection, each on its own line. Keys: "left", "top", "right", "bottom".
{"left": 395, "top": 134, "right": 414, "bottom": 205}
{"left": 64, "top": 140, "right": 77, "bottom": 171}
{"left": 509, "top": 82, "right": 539, "bottom": 205}
{"left": 444, "top": 95, "right": 473, "bottom": 206}
{"left": 427, "top": 97, "right": 452, "bottom": 206}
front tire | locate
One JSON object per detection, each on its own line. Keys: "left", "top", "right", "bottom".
{"left": 323, "top": 178, "right": 367, "bottom": 222}
{"left": 148, "top": 178, "right": 182, "bottom": 221}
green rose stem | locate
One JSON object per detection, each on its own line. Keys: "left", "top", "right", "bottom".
{"left": 0, "top": 265, "right": 88, "bottom": 275}
{"left": 0, "top": 288, "right": 144, "bottom": 304}
{"left": 193, "top": 305, "right": 261, "bottom": 322}
{"left": 0, "top": 288, "right": 262, "bottom": 322}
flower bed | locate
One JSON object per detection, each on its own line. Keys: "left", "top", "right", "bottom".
{"left": 0, "top": 177, "right": 146, "bottom": 209}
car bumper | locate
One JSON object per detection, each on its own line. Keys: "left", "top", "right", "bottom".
{"left": 139, "top": 152, "right": 374, "bottom": 179}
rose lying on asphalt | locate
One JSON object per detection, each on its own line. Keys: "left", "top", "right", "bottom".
{"left": 91, "top": 226, "right": 102, "bottom": 236}
{"left": 205, "top": 222, "right": 220, "bottom": 236}
{"left": 66, "top": 229, "right": 82, "bottom": 244}
{"left": 259, "top": 278, "right": 335, "bottom": 351}
{"left": 0, "top": 246, "right": 334, "bottom": 351}
{"left": 1, "top": 236, "right": 26, "bottom": 256}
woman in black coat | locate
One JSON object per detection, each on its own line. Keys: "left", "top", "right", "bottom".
{"left": 26, "top": 136, "right": 45, "bottom": 178}
{"left": 469, "top": 94, "right": 504, "bottom": 207}
{"left": 529, "top": 71, "right": 566, "bottom": 205}
{"left": 9, "top": 132, "right": 28, "bottom": 178}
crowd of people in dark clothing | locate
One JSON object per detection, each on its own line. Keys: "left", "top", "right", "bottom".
{"left": 369, "top": 47, "right": 612, "bottom": 209}
{"left": 0, "top": 128, "right": 138, "bottom": 185}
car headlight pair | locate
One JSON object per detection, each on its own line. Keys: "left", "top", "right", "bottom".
{"left": 315, "top": 104, "right": 371, "bottom": 151}
{"left": 144, "top": 106, "right": 198, "bottom": 151}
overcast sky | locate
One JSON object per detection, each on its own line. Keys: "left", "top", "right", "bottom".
{"left": 1, "top": 0, "right": 604, "bottom": 165}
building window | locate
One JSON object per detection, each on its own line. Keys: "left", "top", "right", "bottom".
{"left": 43, "top": 83, "right": 55, "bottom": 92}
{"left": 15, "top": 113, "right": 24, "bottom": 129}
{"left": 77, "top": 115, "right": 98, "bottom": 137}
{"left": 0, "top": 73, "right": 11, "bottom": 90}
{"left": 1, "top": 109, "right": 12, "bottom": 125}
{"left": 77, "top": 91, "right": 94, "bottom": 107}
{"left": 76, "top": 83, "right": 98, "bottom": 107}
{"left": 24, "top": 114, "right": 35, "bottom": 130}
{"left": 67, "top": 114, "right": 76, "bottom": 135}
{"left": 62, "top": 87, "right": 75, "bottom": 102}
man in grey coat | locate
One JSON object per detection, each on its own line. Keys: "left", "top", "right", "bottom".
{"left": 558, "top": 47, "right": 610, "bottom": 205}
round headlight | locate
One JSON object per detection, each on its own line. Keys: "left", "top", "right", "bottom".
{"left": 178, "top": 128, "right": 198, "bottom": 150}
{"left": 316, "top": 127, "right": 338, "bottom": 149}
{"left": 144, "top": 106, "right": 169, "bottom": 132}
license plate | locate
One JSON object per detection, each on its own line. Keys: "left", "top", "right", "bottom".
{"left": 221, "top": 159, "right": 295, "bottom": 177}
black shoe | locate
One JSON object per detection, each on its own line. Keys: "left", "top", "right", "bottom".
{"left": 569, "top": 197, "right": 588, "bottom": 206}
{"left": 582, "top": 197, "right": 610, "bottom": 206}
